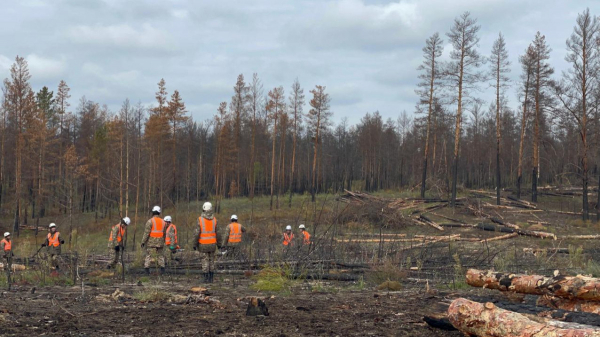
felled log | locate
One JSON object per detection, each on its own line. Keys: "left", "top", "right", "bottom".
{"left": 527, "top": 220, "right": 552, "bottom": 226}
{"left": 430, "top": 212, "right": 467, "bottom": 224}
{"left": 475, "top": 223, "right": 556, "bottom": 239}
{"left": 466, "top": 269, "right": 600, "bottom": 301}
{"left": 559, "top": 235, "right": 600, "bottom": 240}
{"left": 0, "top": 263, "right": 26, "bottom": 271}
{"left": 538, "top": 295, "right": 600, "bottom": 314}
{"left": 481, "top": 233, "right": 518, "bottom": 243}
{"left": 440, "top": 223, "right": 476, "bottom": 228}
{"left": 491, "top": 217, "right": 520, "bottom": 229}
{"left": 448, "top": 298, "right": 600, "bottom": 337}
{"left": 414, "top": 215, "right": 444, "bottom": 231}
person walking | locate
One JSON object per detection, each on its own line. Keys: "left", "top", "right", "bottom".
{"left": 141, "top": 206, "right": 166, "bottom": 275}
{"left": 107, "top": 217, "right": 130, "bottom": 269}
{"left": 298, "top": 224, "right": 311, "bottom": 246}
{"left": 283, "top": 225, "right": 294, "bottom": 247}
{"left": 164, "top": 216, "right": 180, "bottom": 262}
{"left": 1, "top": 232, "right": 13, "bottom": 270}
{"left": 194, "top": 202, "right": 218, "bottom": 283}
{"left": 223, "top": 214, "right": 245, "bottom": 258}
{"left": 41, "top": 223, "right": 64, "bottom": 270}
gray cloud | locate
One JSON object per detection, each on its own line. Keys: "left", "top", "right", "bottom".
{"left": 0, "top": 0, "right": 596, "bottom": 124}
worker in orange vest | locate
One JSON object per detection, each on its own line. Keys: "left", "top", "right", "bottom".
{"left": 283, "top": 225, "right": 294, "bottom": 247}
{"left": 164, "top": 215, "right": 180, "bottom": 262}
{"left": 1, "top": 232, "right": 13, "bottom": 270}
{"left": 141, "top": 206, "right": 166, "bottom": 275}
{"left": 299, "top": 224, "right": 311, "bottom": 246}
{"left": 223, "top": 214, "right": 245, "bottom": 258}
{"left": 42, "top": 223, "right": 65, "bottom": 270}
{"left": 194, "top": 202, "right": 219, "bottom": 283}
{"left": 107, "top": 217, "right": 130, "bottom": 269}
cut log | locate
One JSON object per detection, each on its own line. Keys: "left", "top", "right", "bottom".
{"left": 440, "top": 223, "right": 476, "bottom": 228}
{"left": 491, "top": 217, "right": 520, "bottom": 229}
{"left": 414, "top": 216, "right": 444, "bottom": 231}
{"left": 538, "top": 295, "right": 600, "bottom": 314}
{"left": 466, "top": 269, "right": 600, "bottom": 301}
{"left": 448, "top": 298, "right": 600, "bottom": 337}
{"left": 559, "top": 235, "right": 600, "bottom": 240}
{"left": 527, "top": 220, "right": 552, "bottom": 226}
{"left": 430, "top": 212, "right": 467, "bottom": 224}
{"left": 474, "top": 223, "right": 556, "bottom": 239}
{"left": 481, "top": 233, "right": 518, "bottom": 243}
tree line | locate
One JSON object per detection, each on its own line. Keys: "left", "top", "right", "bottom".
{"left": 1, "top": 9, "right": 600, "bottom": 237}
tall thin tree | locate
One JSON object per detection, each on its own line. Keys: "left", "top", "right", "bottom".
{"left": 489, "top": 33, "right": 511, "bottom": 204}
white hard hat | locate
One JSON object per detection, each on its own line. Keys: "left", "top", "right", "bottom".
{"left": 231, "top": 214, "right": 238, "bottom": 221}
{"left": 203, "top": 202, "right": 213, "bottom": 211}
{"left": 152, "top": 205, "right": 161, "bottom": 213}
{"left": 49, "top": 223, "right": 57, "bottom": 228}
{"left": 122, "top": 217, "right": 131, "bottom": 225}
{"left": 285, "top": 225, "right": 292, "bottom": 231}
{"left": 3, "top": 232, "right": 9, "bottom": 237}
{"left": 164, "top": 216, "right": 172, "bottom": 222}
{"left": 299, "top": 224, "right": 306, "bottom": 229}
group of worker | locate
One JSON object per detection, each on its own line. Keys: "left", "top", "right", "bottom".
{"left": 2, "top": 201, "right": 312, "bottom": 284}
{"left": 283, "top": 224, "right": 312, "bottom": 246}
{"left": 1, "top": 224, "right": 64, "bottom": 271}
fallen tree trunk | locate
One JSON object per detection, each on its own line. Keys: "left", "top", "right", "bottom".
{"left": 537, "top": 296, "right": 600, "bottom": 315}
{"left": 475, "top": 223, "right": 556, "bottom": 239}
{"left": 481, "top": 233, "right": 518, "bottom": 243}
{"left": 491, "top": 217, "right": 520, "bottom": 229}
{"left": 559, "top": 235, "right": 600, "bottom": 240}
{"left": 466, "top": 269, "right": 600, "bottom": 301}
{"left": 448, "top": 298, "right": 600, "bottom": 337}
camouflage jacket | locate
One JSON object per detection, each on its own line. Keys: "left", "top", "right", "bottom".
{"left": 194, "top": 211, "right": 221, "bottom": 253}
{"left": 141, "top": 216, "right": 166, "bottom": 248}
{"left": 44, "top": 231, "right": 63, "bottom": 255}
{"left": 223, "top": 222, "right": 246, "bottom": 247}
{"left": 166, "top": 224, "right": 179, "bottom": 250}
{"left": 108, "top": 224, "right": 126, "bottom": 249}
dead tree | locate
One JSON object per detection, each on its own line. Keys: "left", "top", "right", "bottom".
{"left": 417, "top": 33, "right": 444, "bottom": 198}
{"left": 554, "top": 9, "right": 599, "bottom": 220}
{"left": 489, "top": 33, "right": 511, "bottom": 205}
{"left": 445, "top": 12, "right": 484, "bottom": 207}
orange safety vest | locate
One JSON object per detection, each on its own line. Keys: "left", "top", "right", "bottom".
{"left": 150, "top": 217, "right": 165, "bottom": 238}
{"left": 301, "top": 231, "right": 311, "bottom": 245}
{"left": 198, "top": 217, "right": 217, "bottom": 245}
{"left": 109, "top": 224, "right": 125, "bottom": 243}
{"left": 283, "top": 232, "right": 294, "bottom": 246}
{"left": 1, "top": 239, "right": 11, "bottom": 251}
{"left": 165, "top": 224, "right": 178, "bottom": 246}
{"left": 48, "top": 232, "right": 60, "bottom": 247}
{"left": 228, "top": 223, "right": 242, "bottom": 243}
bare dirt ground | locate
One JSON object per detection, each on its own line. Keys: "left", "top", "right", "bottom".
{"left": 0, "top": 278, "right": 464, "bottom": 337}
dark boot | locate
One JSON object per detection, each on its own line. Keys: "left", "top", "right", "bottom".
{"left": 209, "top": 271, "right": 214, "bottom": 283}
{"left": 203, "top": 273, "right": 209, "bottom": 283}
{"left": 160, "top": 267, "right": 165, "bottom": 275}
{"left": 145, "top": 268, "right": 150, "bottom": 275}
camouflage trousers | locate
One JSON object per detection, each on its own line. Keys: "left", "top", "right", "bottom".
{"left": 47, "top": 253, "right": 60, "bottom": 269}
{"left": 144, "top": 247, "right": 165, "bottom": 268}
{"left": 107, "top": 248, "right": 124, "bottom": 268}
{"left": 201, "top": 251, "right": 215, "bottom": 272}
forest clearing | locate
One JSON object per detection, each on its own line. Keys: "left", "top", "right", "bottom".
{"left": 2, "top": 188, "right": 600, "bottom": 336}
{"left": 2, "top": 2, "right": 600, "bottom": 336}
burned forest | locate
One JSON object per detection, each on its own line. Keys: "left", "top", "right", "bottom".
{"left": 1, "top": 4, "right": 600, "bottom": 337}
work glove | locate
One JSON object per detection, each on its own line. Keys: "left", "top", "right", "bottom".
{"left": 193, "top": 246, "right": 197, "bottom": 251}
{"left": 114, "top": 246, "right": 120, "bottom": 252}
{"left": 41, "top": 243, "right": 46, "bottom": 247}
{"left": 141, "top": 243, "right": 145, "bottom": 248}
{"left": 60, "top": 240, "right": 65, "bottom": 244}
{"left": 169, "top": 245, "right": 176, "bottom": 252}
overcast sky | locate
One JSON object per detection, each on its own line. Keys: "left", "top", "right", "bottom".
{"left": 0, "top": 0, "right": 596, "bottom": 125}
